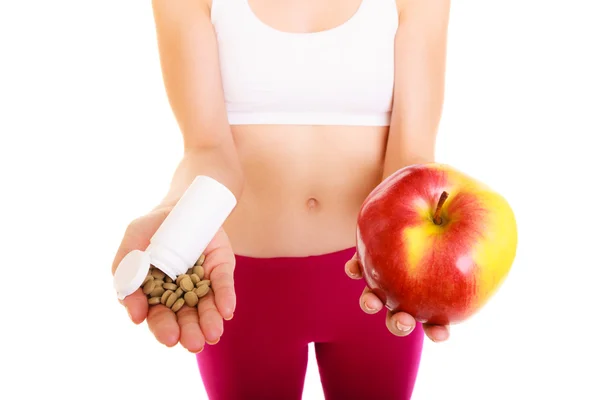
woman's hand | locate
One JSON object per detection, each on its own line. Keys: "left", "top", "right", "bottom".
{"left": 111, "top": 206, "right": 236, "bottom": 353}
{"left": 344, "top": 253, "right": 450, "bottom": 342}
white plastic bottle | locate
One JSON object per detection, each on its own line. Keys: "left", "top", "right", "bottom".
{"left": 113, "top": 175, "right": 237, "bottom": 300}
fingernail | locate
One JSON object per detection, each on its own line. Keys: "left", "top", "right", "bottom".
{"left": 127, "top": 309, "right": 133, "bottom": 321}
{"left": 364, "top": 300, "right": 376, "bottom": 312}
{"left": 224, "top": 313, "right": 234, "bottom": 321}
{"left": 194, "top": 347, "right": 204, "bottom": 354}
{"left": 396, "top": 321, "right": 412, "bottom": 332}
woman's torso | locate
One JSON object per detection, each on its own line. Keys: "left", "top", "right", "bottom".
{"left": 226, "top": 126, "right": 388, "bottom": 257}
{"left": 207, "top": 0, "right": 401, "bottom": 257}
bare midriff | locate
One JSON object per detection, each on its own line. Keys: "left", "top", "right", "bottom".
{"left": 224, "top": 125, "right": 389, "bottom": 257}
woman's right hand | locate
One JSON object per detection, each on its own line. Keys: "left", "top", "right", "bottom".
{"left": 111, "top": 206, "right": 237, "bottom": 353}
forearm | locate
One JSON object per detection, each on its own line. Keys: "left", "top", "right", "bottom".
{"left": 155, "top": 142, "right": 244, "bottom": 210}
{"left": 380, "top": 127, "right": 437, "bottom": 180}
{"left": 381, "top": 0, "right": 449, "bottom": 180}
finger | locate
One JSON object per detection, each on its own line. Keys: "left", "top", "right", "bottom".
{"left": 197, "top": 289, "right": 224, "bottom": 345}
{"left": 385, "top": 311, "right": 417, "bottom": 337}
{"left": 177, "top": 305, "right": 206, "bottom": 353}
{"left": 344, "top": 253, "right": 363, "bottom": 279}
{"left": 359, "top": 286, "right": 384, "bottom": 314}
{"left": 120, "top": 288, "right": 148, "bottom": 325}
{"left": 210, "top": 262, "right": 236, "bottom": 320}
{"left": 202, "top": 229, "right": 236, "bottom": 319}
{"left": 147, "top": 304, "right": 180, "bottom": 347}
{"left": 423, "top": 324, "right": 450, "bottom": 342}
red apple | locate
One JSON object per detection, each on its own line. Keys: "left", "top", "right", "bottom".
{"left": 356, "top": 163, "right": 518, "bottom": 325}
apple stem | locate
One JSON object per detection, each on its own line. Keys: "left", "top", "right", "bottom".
{"left": 433, "top": 191, "right": 449, "bottom": 225}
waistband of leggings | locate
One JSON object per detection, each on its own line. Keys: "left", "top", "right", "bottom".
{"left": 234, "top": 247, "right": 356, "bottom": 267}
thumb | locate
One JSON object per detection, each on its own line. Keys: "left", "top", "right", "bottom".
{"left": 111, "top": 207, "right": 172, "bottom": 275}
{"left": 344, "top": 252, "right": 363, "bottom": 279}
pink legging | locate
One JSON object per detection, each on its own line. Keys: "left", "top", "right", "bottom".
{"left": 196, "top": 248, "right": 424, "bottom": 400}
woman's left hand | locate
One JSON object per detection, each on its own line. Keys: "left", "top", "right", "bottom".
{"left": 344, "top": 253, "right": 450, "bottom": 342}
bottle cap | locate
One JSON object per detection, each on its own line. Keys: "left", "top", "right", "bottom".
{"left": 114, "top": 249, "right": 152, "bottom": 300}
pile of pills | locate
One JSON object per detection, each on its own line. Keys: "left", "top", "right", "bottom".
{"left": 141, "top": 254, "right": 211, "bottom": 312}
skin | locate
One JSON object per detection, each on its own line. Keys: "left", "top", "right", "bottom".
{"left": 112, "top": 0, "right": 452, "bottom": 353}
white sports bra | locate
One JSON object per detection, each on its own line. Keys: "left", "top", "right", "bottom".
{"left": 210, "top": 0, "right": 399, "bottom": 126}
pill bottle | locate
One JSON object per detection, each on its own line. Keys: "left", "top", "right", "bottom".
{"left": 113, "top": 175, "right": 237, "bottom": 300}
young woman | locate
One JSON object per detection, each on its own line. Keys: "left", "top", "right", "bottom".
{"left": 112, "top": 0, "right": 452, "bottom": 398}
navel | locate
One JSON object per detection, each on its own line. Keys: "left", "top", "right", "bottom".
{"left": 306, "top": 197, "right": 320, "bottom": 211}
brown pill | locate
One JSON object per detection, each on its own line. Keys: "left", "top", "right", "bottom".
{"left": 163, "top": 283, "right": 177, "bottom": 291}
{"left": 150, "top": 286, "right": 165, "bottom": 298}
{"left": 151, "top": 269, "right": 166, "bottom": 280}
{"left": 161, "top": 290, "right": 173, "bottom": 305}
{"left": 199, "top": 279, "right": 211, "bottom": 287}
{"left": 190, "top": 273, "right": 200, "bottom": 284}
{"left": 195, "top": 254, "right": 205, "bottom": 266}
{"left": 142, "top": 279, "right": 155, "bottom": 295}
{"left": 176, "top": 274, "right": 189, "bottom": 285}
{"left": 194, "top": 284, "right": 210, "bottom": 298}
{"left": 166, "top": 292, "right": 179, "bottom": 308}
{"left": 148, "top": 297, "right": 161, "bottom": 305}
{"left": 192, "top": 265, "right": 205, "bottom": 280}
{"left": 180, "top": 277, "right": 194, "bottom": 292}
{"left": 142, "top": 275, "right": 153, "bottom": 286}
{"left": 186, "top": 268, "right": 193, "bottom": 275}
{"left": 175, "top": 288, "right": 183, "bottom": 297}
{"left": 165, "top": 276, "right": 173, "bottom": 284}
{"left": 184, "top": 291, "right": 199, "bottom": 307}
{"left": 153, "top": 279, "right": 164, "bottom": 288}
{"left": 171, "top": 298, "right": 185, "bottom": 313}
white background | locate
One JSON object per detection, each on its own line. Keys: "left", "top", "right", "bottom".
{"left": 1, "top": 1, "right": 599, "bottom": 399}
